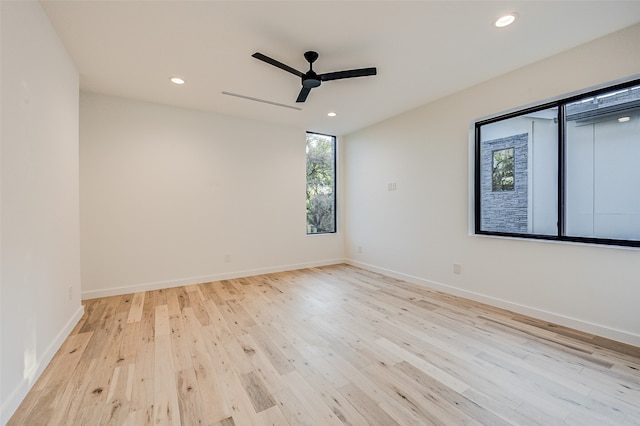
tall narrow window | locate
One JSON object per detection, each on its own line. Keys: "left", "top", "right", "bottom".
{"left": 306, "top": 132, "right": 336, "bottom": 234}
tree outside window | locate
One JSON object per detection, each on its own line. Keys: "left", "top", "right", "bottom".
{"left": 306, "top": 132, "right": 336, "bottom": 234}
{"left": 492, "top": 147, "right": 515, "bottom": 191}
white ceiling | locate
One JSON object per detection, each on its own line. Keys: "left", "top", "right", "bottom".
{"left": 41, "top": 1, "right": 640, "bottom": 136}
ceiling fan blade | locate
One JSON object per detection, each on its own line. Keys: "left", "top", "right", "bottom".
{"left": 320, "top": 67, "right": 377, "bottom": 81}
{"left": 252, "top": 52, "right": 304, "bottom": 77}
{"left": 296, "top": 87, "right": 312, "bottom": 103}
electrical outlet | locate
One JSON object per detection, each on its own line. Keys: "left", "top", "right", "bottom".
{"left": 68, "top": 285, "right": 73, "bottom": 301}
{"left": 453, "top": 264, "right": 462, "bottom": 275}
{"left": 224, "top": 254, "right": 231, "bottom": 263}
{"left": 387, "top": 182, "right": 397, "bottom": 191}
{"left": 357, "top": 246, "right": 363, "bottom": 254}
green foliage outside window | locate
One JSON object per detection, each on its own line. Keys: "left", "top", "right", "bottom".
{"left": 306, "top": 133, "right": 336, "bottom": 234}
{"left": 492, "top": 147, "right": 515, "bottom": 191}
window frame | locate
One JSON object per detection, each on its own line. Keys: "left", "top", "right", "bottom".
{"left": 474, "top": 77, "right": 640, "bottom": 248}
{"left": 306, "top": 131, "right": 337, "bottom": 235}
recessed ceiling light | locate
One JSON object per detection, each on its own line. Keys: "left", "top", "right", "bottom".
{"left": 170, "top": 77, "right": 185, "bottom": 85}
{"left": 494, "top": 13, "right": 517, "bottom": 28}
{"left": 618, "top": 116, "right": 631, "bottom": 123}
{"left": 328, "top": 112, "right": 337, "bottom": 117}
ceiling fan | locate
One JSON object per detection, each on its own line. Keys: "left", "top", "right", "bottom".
{"left": 252, "top": 51, "right": 377, "bottom": 103}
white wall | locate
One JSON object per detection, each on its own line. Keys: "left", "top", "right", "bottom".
{"left": 1, "top": 2, "right": 83, "bottom": 423}
{"left": 80, "top": 93, "right": 344, "bottom": 298}
{"left": 344, "top": 23, "right": 640, "bottom": 346}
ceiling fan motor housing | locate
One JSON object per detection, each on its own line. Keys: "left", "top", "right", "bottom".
{"left": 302, "top": 71, "right": 321, "bottom": 88}
{"left": 302, "top": 51, "right": 321, "bottom": 88}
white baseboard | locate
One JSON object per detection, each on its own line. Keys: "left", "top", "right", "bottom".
{"left": 346, "top": 259, "right": 640, "bottom": 348}
{"left": 81, "top": 258, "right": 347, "bottom": 300}
{"left": 1, "top": 305, "right": 85, "bottom": 425}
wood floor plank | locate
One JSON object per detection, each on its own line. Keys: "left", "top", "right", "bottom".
{"left": 187, "top": 290, "right": 211, "bottom": 327}
{"left": 363, "top": 360, "right": 473, "bottom": 426}
{"left": 126, "top": 291, "right": 145, "bottom": 323}
{"left": 272, "top": 387, "right": 316, "bottom": 426}
{"left": 153, "top": 334, "right": 181, "bottom": 426}
{"left": 218, "top": 367, "right": 263, "bottom": 425}
{"left": 33, "top": 331, "right": 93, "bottom": 392}
{"left": 239, "top": 370, "right": 277, "bottom": 413}
{"left": 115, "top": 294, "right": 135, "bottom": 316}
{"left": 246, "top": 324, "right": 295, "bottom": 376}
{"left": 130, "top": 341, "right": 154, "bottom": 412}
{"left": 337, "top": 381, "right": 402, "bottom": 426}
{"left": 125, "top": 408, "right": 153, "bottom": 426}
{"left": 154, "top": 305, "right": 171, "bottom": 337}
{"left": 181, "top": 306, "right": 211, "bottom": 356}
{"left": 191, "top": 351, "right": 232, "bottom": 423}
{"left": 374, "top": 337, "right": 471, "bottom": 393}
{"left": 258, "top": 404, "right": 290, "bottom": 425}
{"left": 99, "top": 363, "right": 134, "bottom": 425}
{"left": 78, "top": 298, "right": 108, "bottom": 334}
{"left": 301, "top": 369, "right": 370, "bottom": 425}
{"left": 8, "top": 264, "right": 640, "bottom": 425}
{"left": 81, "top": 311, "right": 129, "bottom": 407}
{"left": 167, "top": 309, "right": 193, "bottom": 373}
{"left": 279, "top": 370, "right": 343, "bottom": 425}
{"left": 395, "top": 360, "right": 512, "bottom": 426}
{"left": 236, "top": 333, "right": 287, "bottom": 395}
{"left": 175, "top": 368, "right": 206, "bottom": 426}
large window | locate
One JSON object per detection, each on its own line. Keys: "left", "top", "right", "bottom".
{"left": 306, "top": 132, "right": 336, "bottom": 234}
{"left": 475, "top": 79, "right": 640, "bottom": 247}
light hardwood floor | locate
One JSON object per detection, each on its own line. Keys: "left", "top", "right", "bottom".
{"left": 8, "top": 264, "right": 640, "bottom": 425}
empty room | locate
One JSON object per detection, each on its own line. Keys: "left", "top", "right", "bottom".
{"left": 2, "top": 1, "right": 640, "bottom": 425}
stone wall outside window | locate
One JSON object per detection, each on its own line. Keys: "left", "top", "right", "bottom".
{"left": 480, "top": 133, "right": 529, "bottom": 233}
